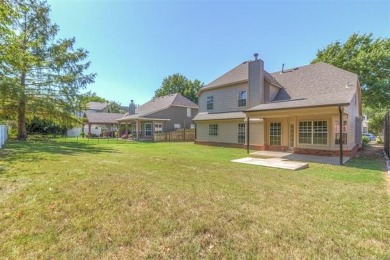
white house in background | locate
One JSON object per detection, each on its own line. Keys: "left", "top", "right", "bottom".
{"left": 194, "top": 54, "right": 363, "bottom": 156}
{"left": 66, "top": 102, "right": 112, "bottom": 137}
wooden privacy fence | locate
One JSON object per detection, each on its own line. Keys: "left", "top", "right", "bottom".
{"left": 385, "top": 111, "right": 390, "bottom": 158}
{"left": 154, "top": 129, "right": 195, "bottom": 142}
{"left": 0, "top": 125, "right": 8, "bottom": 149}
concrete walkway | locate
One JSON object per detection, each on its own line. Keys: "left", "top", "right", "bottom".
{"left": 232, "top": 157, "right": 308, "bottom": 171}
{"left": 250, "top": 150, "right": 350, "bottom": 165}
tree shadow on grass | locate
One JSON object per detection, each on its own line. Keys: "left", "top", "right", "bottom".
{"left": 0, "top": 139, "right": 124, "bottom": 163}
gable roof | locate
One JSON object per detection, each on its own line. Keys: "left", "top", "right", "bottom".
{"left": 199, "top": 61, "right": 282, "bottom": 93}
{"left": 199, "top": 59, "right": 359, "bottom": 112}
{"left": 118, "top": 93, "right": 198, "bottom": 121}
{"left": 87, "top": 102, "right": 108, "bottom": 111}
{"left": 85, "top": 111, "right": 124, "bottom": 124}
{"left": 205, "top": 61, "right": 249, "bottom": 89}
{"left": 247, "top": 62, "right": 358, "bottom": 112}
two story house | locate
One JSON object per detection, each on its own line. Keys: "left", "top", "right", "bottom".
{"left": 194, "top": 55, "right": 363, "bottom": 156}
{"left": 117, "top": 93, "right": 198, "bottom": 140}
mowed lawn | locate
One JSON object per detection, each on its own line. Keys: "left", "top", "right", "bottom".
{"left": 0, "top": 139, "right": 389, "bottom": 259}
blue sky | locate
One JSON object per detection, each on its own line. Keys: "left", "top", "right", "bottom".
{"left": 48, "top": 0, "right": 389, "bottom": 106}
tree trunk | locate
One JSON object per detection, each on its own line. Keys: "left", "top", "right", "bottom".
{"left": 17, "top": 72, "right": 27, "bottom": 140}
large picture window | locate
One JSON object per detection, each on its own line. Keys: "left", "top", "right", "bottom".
{"left": 270, "top": 122, "right": 281, "bottom": 145}
{"left": 207, "top": 96, "right": 214, "bottom": 110}
{"left": 238, "top": 123, "right": 245, "bottom": 144}
{"left": 238, "top": 90, "right": 247, "bottom": 107}
{"left": 209, "top": 124, "right": 218, "bottom": 136}
{"left": 299, "top": 120, "right": 328, "bottom": 145}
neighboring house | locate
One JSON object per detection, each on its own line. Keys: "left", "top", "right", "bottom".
{"left": 194, "top": 54, "right": 363, "bottom": 156}
{"left": 84, "top": 111, "right": 124, "bottom": 137}
{"left": 362, "top": 115, "right": 369, "bottom": 134}
{"left": 86, "top": 102, "right": 109, "bottom": 112}
{"left": 117, "top": 93, "right": 198, "bottom": 140}
{"left": 66, "top": 102, "right": 116, "bottom": 137}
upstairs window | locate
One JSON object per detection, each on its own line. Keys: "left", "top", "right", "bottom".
{"left": 187, "top": 108, "right": 191, "bottom": 117}
{"left": 207, "top": 96, "right": 214, "bottom": 110}
{"left": 238, "top": 90, "right": 247, "bottom": 107}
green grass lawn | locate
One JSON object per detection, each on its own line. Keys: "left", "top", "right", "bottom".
{"left": 0, "top": 139, "right": 389, "bottom": 258}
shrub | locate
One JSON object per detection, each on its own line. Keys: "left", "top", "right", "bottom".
{"left": 362, "top": 136, "right": 370, "bottom": 147}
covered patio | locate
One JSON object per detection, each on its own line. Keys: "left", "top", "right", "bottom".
{"left": 117, "top": 117, "right": 170, "bottom": 140}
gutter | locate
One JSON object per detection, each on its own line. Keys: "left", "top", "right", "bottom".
{"left": 245, "top": 103, "right": 350, "bottom": 114}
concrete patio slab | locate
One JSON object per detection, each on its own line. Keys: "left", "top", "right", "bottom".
{"left": 250, "top": 151, "right": 350, "bottom": 165}
{"left": 232, "top": 157, "right": 309, "bottom": 171}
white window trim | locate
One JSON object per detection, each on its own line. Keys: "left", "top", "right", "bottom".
{"left": 297, "top": 120, "right": 329, "bottom": 146}
{"left": 206, "top": 96, "right": 214, "bottom": 111}
{"left": 209, "top": 124, "right": 218, "bottom": 136}
{"left": 269, "top": 122, "right": 282, "bottom": 146}
{"left": 237, "top": 90, "right": 247, "bottom": 108}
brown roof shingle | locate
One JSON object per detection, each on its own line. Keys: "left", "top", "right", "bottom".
{"left": 87, "top": 102, "right": 108, "bottom": 111}
{"left": 118, "top": 93, "right": 198, "bottom": 121}
{"left": 85, "top": 111, "right": 124, "bottom": 124}
{"left": 247, "top": 62, "right": 358, "bottom": 112}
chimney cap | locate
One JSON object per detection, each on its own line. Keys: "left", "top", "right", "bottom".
{"left": 254, "top": 53, "right": 259, "bottom": 60}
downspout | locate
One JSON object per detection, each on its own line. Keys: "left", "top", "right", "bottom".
{"left": 338, "top": 106, "right": 343, "bottom": 165}
{"left": 246, "top": 117, "right": 250, "bottom": 154}
{"left": 193, "top": 121, "right": 197, "bottom": 142}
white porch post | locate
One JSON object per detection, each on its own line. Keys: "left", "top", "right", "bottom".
{"left": 135, "top": 120, "right": 139, "bottom": 140}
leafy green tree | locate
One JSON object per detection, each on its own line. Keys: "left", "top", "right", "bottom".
{"left": 81, "top": 91, "right": 108, "bottom": 104}
{"left": 365, "top": 107, "right": 387, "bottom": 143}
{"left": 105, "top": 100, "right": 126, "bottom": 113}
{"left": 154, "top": 73, "right": 204, "bottom": 104}
{"left": 312, "top": 33, "right": 390, "bottom": 110}
{"left": 0, "top": 0, "right": 96, "bottom": 140}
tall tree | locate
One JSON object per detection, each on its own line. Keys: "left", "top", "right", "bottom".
{"left": 81, "top": 91, "right": 108, "bottom": 104}
{"left": 154, "top": 73, "right": 204, "bottom": 104}
{"left": 0, "top": 0, "right": 95, "bottom": 139}
{"left": 105, "top": 101, "right": 126, "bottom": 113}
{"left": 312, "top": 33, "right": 390, "bottom": 110}
{"left": 365, "top": 107, "right": 387, "bottom": 142}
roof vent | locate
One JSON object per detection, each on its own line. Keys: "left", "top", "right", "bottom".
{"left": 254, "top": 53, "right": 259, "bottom": 60}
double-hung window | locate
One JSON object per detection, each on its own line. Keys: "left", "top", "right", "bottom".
{"left": 270, "top": 122, "right": 281, "bottom": 145}
{"left": 209, "top": 124, "right": 218, "bottom": 136}
{"left": 207, "top": 96, "right": 214, "bottom": 110}
{"left": 238, "top": 123, "right": 245, "bottom": 144}
{"left": 238, "top": 90, "right": 247, "bottom": 107}
{"left": 154, "top": 123, "right": 162, "bottom": 133}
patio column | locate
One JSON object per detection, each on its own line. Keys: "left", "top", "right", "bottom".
{"left": 125, "top": 122, "right": 128, "bottom": 137}
{"left": 88, "top": 123, "right": 91, "bottom": 135}
{"left": 246, "top": 117, "right": 250, "bottom": 154}
{"left": 135, "top": 120, "right": 139, "bottom": 140}
{"left": 338, "top": 106, "right": 344, "bottom": 165}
